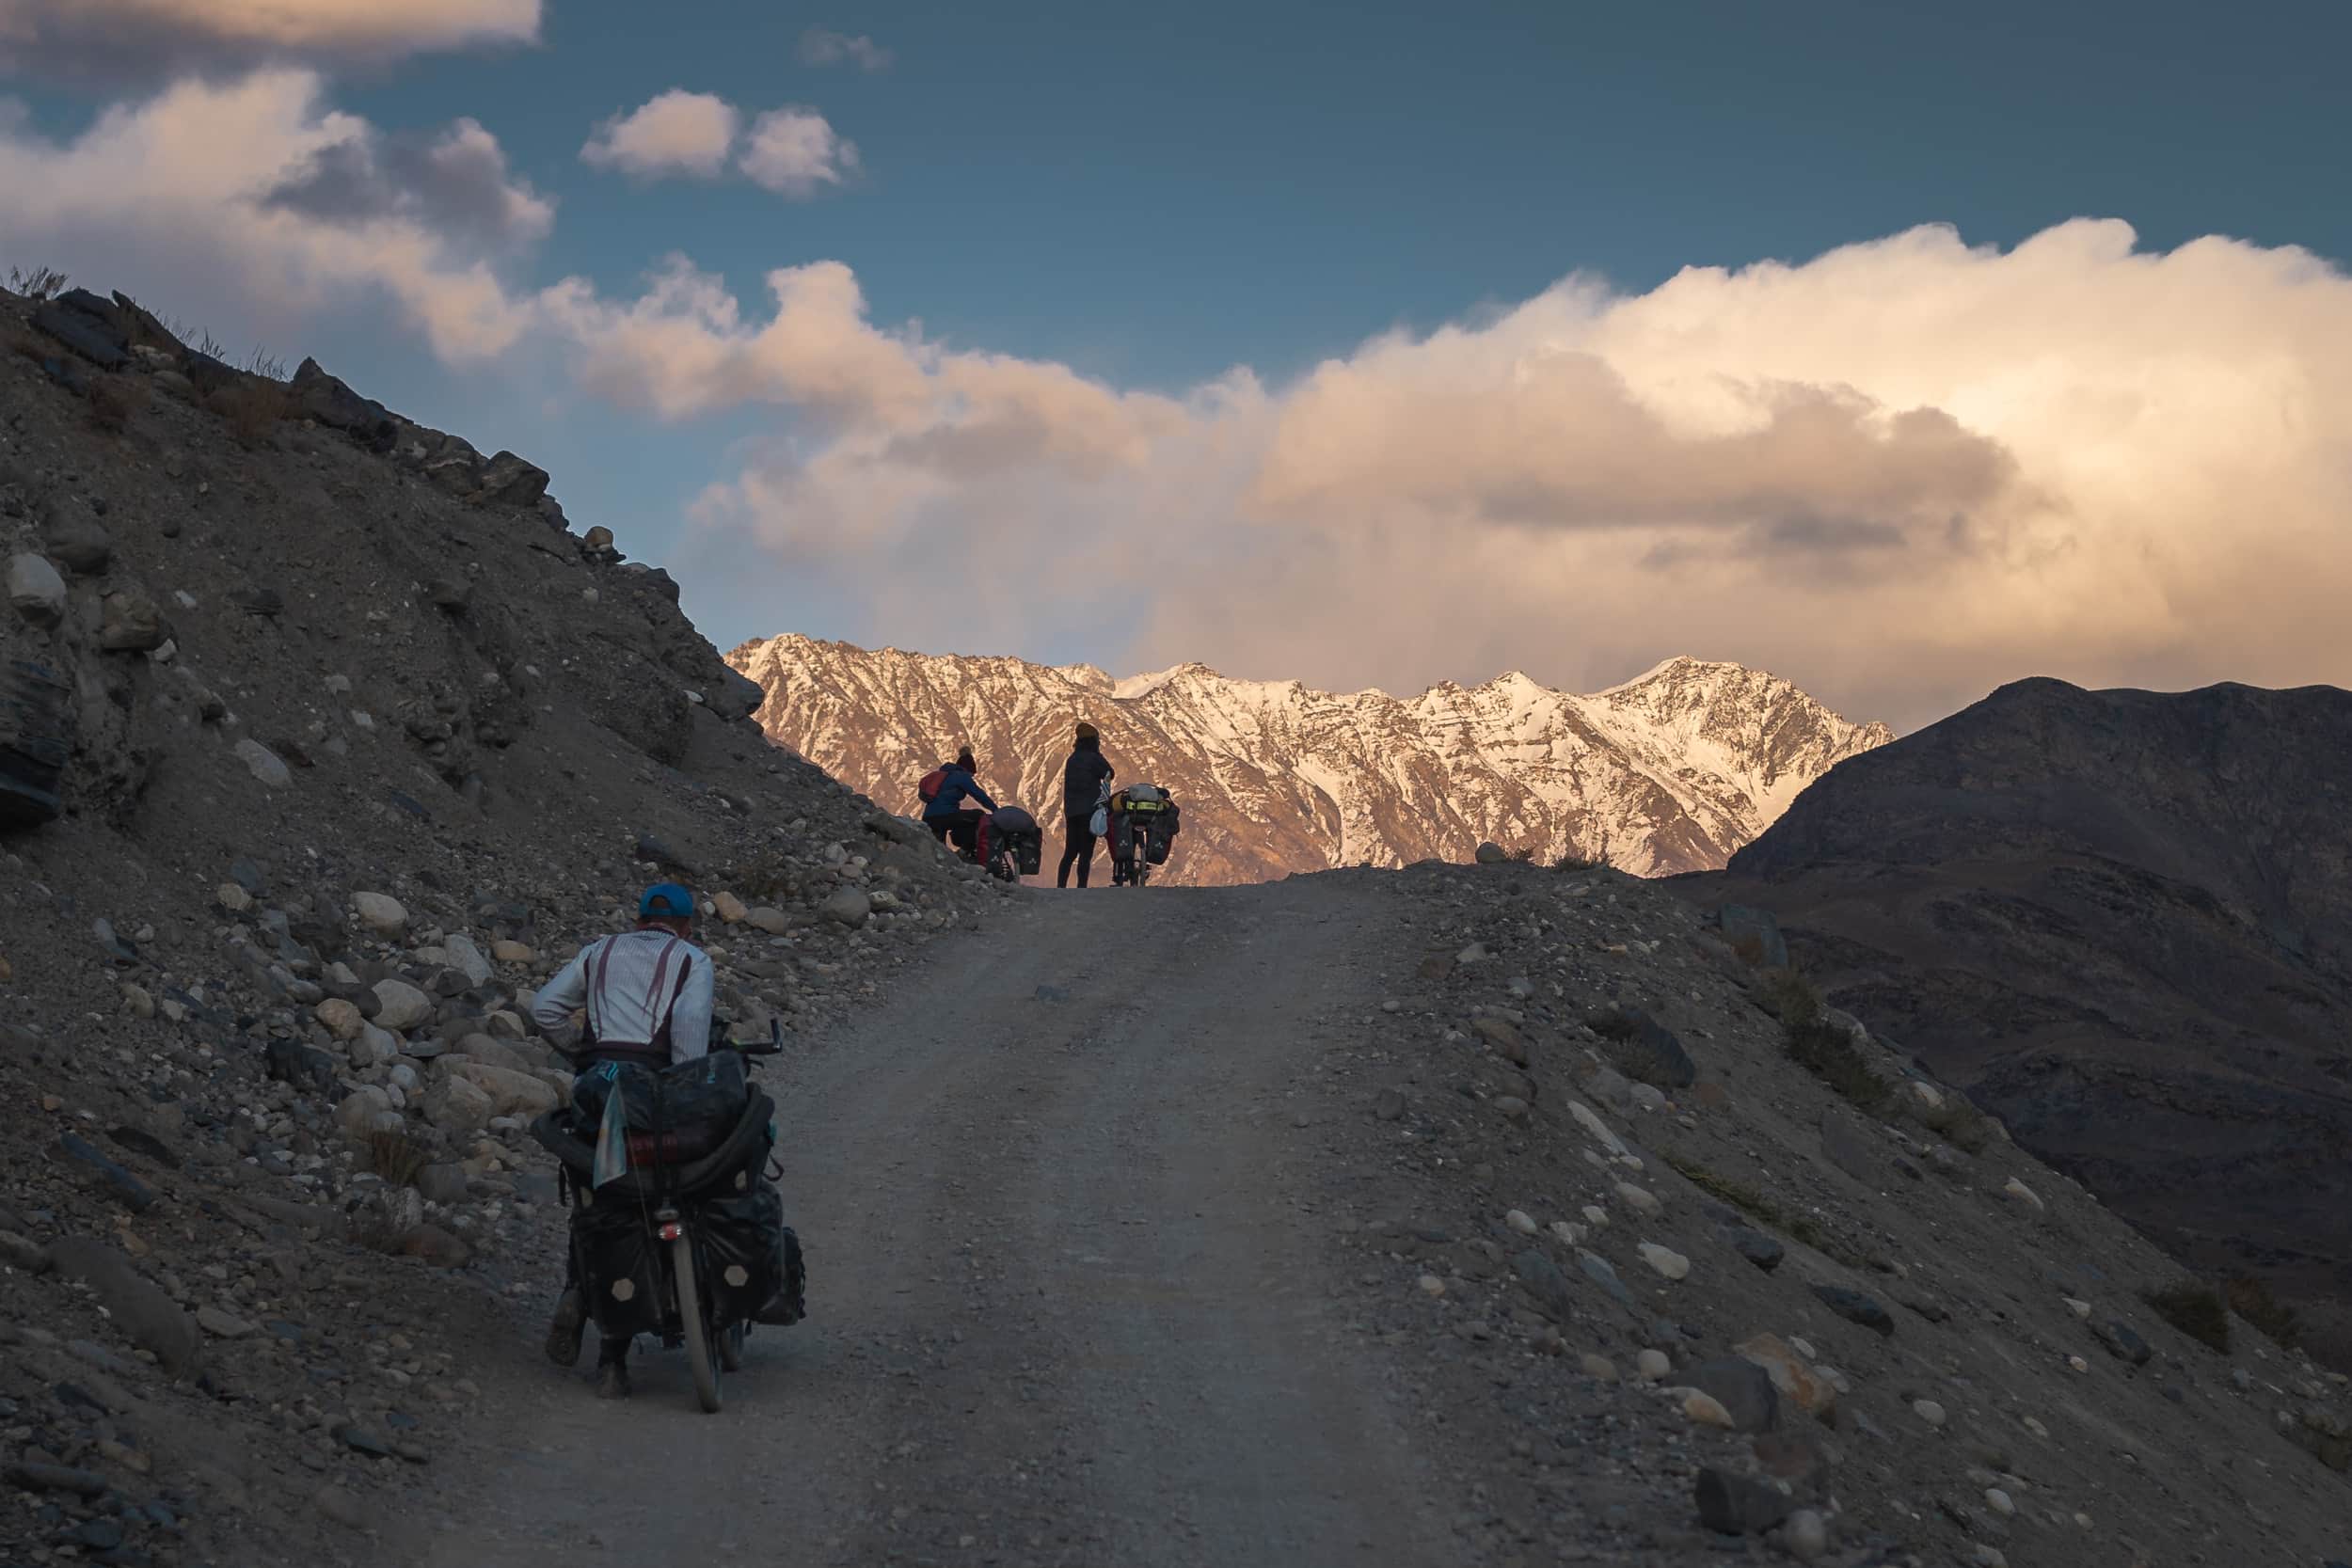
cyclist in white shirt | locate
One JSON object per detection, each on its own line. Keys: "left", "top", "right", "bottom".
{"left": 531, "top": 881, "right": 713, "bottom": 1069}
{"left": 533, "top": 882, "right": 721, "bottom": 1393}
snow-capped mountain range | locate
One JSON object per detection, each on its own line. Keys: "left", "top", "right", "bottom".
{"left": 724, "top": 634, "right": 1895, "bottom": 883}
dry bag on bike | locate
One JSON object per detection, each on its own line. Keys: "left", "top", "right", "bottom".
{"left": 571, "top": 1051, "right": 751, "bottom": 1165}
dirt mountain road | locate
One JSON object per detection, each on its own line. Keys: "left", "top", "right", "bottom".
{"left": 409, "top": 878, "right": 1458, "bottom": 1568}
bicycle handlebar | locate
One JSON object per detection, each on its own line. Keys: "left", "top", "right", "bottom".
{"left": 709, "top": 1016, "right": 786, "bottom": 1057}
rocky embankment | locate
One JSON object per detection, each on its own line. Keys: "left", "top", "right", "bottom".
{"left": 1686, "top": 675, "right": 2352, "bottom": 1370}
{"left": 1308, "top": 860, "right": 2351, "bottom": 1564}
{"left": 0, "top": 278, "right": 1009, "bottom": 1565}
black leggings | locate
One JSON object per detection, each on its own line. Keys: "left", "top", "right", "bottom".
{"left": 1057, "top": 817, "right": 1098, "bottom": 887}
{"left": 928, "top": 813, "right": 979, "bottom": 855}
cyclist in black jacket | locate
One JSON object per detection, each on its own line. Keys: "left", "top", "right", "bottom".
{"left": 1057, "top": 722, "right": 1115, "bottom": 888}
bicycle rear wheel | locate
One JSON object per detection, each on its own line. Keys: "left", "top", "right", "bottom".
{"left": 671, "top": 1233, "right": 723, "bottom": 1413}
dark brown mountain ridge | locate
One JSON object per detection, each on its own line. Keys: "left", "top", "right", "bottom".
{"left": 1685, "top": 674, "right": 2352, "bottom": 1367}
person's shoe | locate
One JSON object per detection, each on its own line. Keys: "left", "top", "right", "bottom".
{"left": 545, "top": 1289, "right": 585, "bottom": 1368}
{"left": 594, "top": 1360, "right": 631, "bottom": 1400}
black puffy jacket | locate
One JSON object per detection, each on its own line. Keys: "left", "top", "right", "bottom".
{"left": 1060, "top": 737, "right": 1115, "bottom": 821}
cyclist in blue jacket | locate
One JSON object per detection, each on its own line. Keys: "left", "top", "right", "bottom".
{"left": 923, "top": 748, "right": 996, "bottom": 857}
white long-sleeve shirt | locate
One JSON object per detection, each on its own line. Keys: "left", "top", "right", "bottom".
{"left": 531, "top": 928, "right": 714, "bottom": 1063}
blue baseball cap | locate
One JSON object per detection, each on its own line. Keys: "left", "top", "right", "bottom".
{"left": 639, "top": 882, "right": 695, "bottom": 919}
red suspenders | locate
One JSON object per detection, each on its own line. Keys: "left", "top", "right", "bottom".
{"left": 583, "top": 933, "right": 692, "bottom": 1050}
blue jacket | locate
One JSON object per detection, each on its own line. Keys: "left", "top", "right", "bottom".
{"left": 923, "top": 766, "right": 996, "bottom": 820}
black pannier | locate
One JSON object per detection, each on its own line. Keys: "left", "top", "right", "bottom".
{"left": 570, "top": 1184, "right": 665, "bottom": 1338}
{"left": 988, "top": 806, "right": 1045, "bottom": 875}
{"left": 1144, "top": 801, "right": 1181, "bottom": 864}
{"left": 699, "top": 1175, "right": 790, "bottom": 1322}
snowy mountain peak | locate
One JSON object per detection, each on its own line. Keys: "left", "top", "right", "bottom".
{"left": 724, "top": 636, "right": 1892, "bottom": 883}
{"left": 1113, "top": 662, "right": 1215, "bottom": 700}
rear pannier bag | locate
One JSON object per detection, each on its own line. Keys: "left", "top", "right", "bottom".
{"left": 570, "top": 1187, "right": 665, "bottom": 1339}
{"left": 987, "top": 806, "right": 1045, "bottom": 875}
{"left": 1144, "top": 802, "right": 1181, "bottom": 864}
{"left": 698, "top": 1176, "right": 788, "bottom": 1322}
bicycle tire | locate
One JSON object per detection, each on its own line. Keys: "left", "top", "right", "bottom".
{"left": 671, "top": 1232, "right": 723, "bottom": 1413}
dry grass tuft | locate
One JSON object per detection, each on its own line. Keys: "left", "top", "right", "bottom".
{"left": 1915, "top": 1092, "right": 1996, "bottom": 1152}
{"left": 1784, "top": 1016, "right": 1895, "bottom": 1115}
{"left": 364, "top": 1127, "right": 433, "bottom": 1188}
{"left": 7, "top": 264, "right": 69, "bottom": 302}
{"left": 2142, "top": 1282, "right": 2231, "bottom": 1353}
{"left": 2225, "top": 1275, "right": 2300, "bottom": 1347}
{"left": 1758, "top": 966, "right": 1823, "bottom": 1026}
{"left": 209, "top": 377, "right": 294, "bottom": 446}
{"left": 86, "top": 377, "right": 145, "bottom": 435}
{"left": 1663, "top": 1152, "right": 1863, "bottom": 1267}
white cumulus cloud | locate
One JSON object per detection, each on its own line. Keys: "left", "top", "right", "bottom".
{"left": 0, "top": 70, "right": 541, "bottom": 359}
{"left": 643, "top": 222, "right": 2352, "bottom": 727}
{"left": 738, "top": 106, "right": 858, "bottom": 198}
{"left": 798, "top": 26, "right": 891, "bottom": 71}
{"left": 6, "top": 71, "right": 2345, "bottom": 727}
{"left": 0, "top": 0, "right": 540, "bottom": 75}
{"left": 580, "top": 89, "right": 740, "bottom": 181}
{"left": 580, "top": 93, "right": 856, "bottom": 199}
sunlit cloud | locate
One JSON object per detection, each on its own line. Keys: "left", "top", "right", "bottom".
{"left": 579, "top": 91, "right": 856, "bottom": 199}
{"left": 580, "top": 89, "right": 739, "bottom": 181}
{"left": 738, "top": 106, "right": 859, "bottom": 198}
{"left": 0, "top": 0, "right": 540, "bottom": 76}
{"left": 6, "top": 69, "right": 2346, "bottom": 726}
{"left": 0, "top": 70, "right": 540, "bottom": 358}
{"left": 798, "top": 26, "right": 892, "bottom": 71}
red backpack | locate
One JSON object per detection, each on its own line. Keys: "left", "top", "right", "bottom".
{"left": 917, "top": 767, "right": 947, "bottom": 803}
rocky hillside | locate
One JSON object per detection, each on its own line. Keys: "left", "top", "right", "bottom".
{"left": 725, "top": 635, "right": 1892, "bottom": 881}
{"left": 1304, "top": 858, "right": 2352, "bottom": 1565}
{"left": 0, "top": 280, "right": 1006, "bottom": 1565}
{"left": 12, "top": 275, "right": 2344, "bottom": 1567}
{"left": 1686, "top": 675, "right": 2352, "bottom": 1370}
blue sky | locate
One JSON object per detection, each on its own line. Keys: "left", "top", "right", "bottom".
{"left": 321, "top": 0, "right": 2352, "bottom": 389}
{"left": 5, "top": 1, "right": 2351, "bottom": 724}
